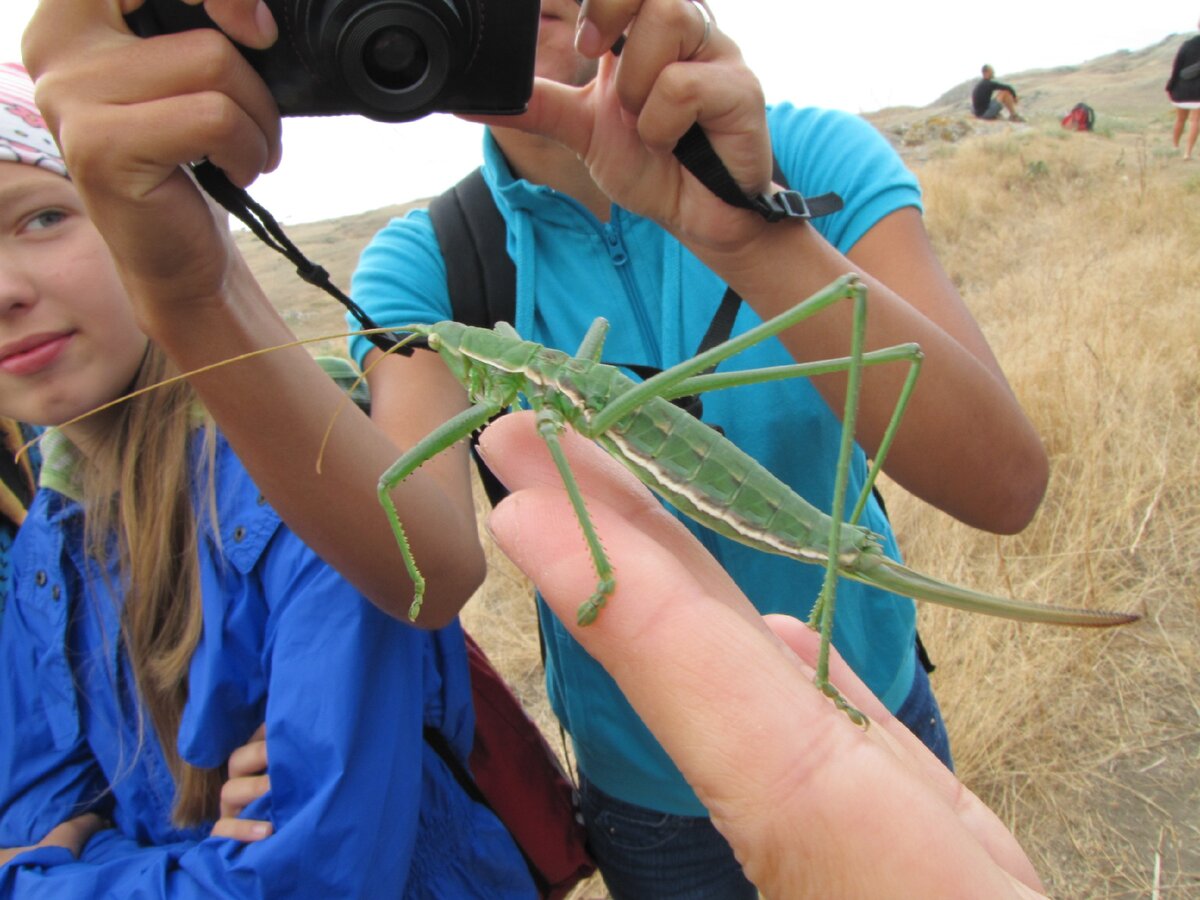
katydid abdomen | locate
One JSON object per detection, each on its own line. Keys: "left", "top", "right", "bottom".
{"left": 510, "top": 343, "right": 1135, "bottom": 630}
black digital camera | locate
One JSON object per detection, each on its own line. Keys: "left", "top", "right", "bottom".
{"left": 125, "top": 0, "right": 540, "bottom": 122}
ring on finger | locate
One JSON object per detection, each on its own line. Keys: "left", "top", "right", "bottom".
{"left": 683, "top": 0, "right": 714, "bottom": 61}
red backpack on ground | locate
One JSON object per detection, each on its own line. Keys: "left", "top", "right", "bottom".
{"left": 1061, "top": 102, "right": 1096, "bottom": 132}
{"left": 427, "top": 632, "right": 596, "bottom": 900}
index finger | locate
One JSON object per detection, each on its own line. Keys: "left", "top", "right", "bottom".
{"left": 227, "top": 725, "right": 268, "bottom": 779}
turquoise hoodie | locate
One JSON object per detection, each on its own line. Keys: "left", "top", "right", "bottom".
{"left": 350, "top": 103, "right": 923, "bottom": 815}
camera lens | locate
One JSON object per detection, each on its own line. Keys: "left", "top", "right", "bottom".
{"left": 332, "top": 2, "right": 461, "bottom": 119}
{"left": 363, "top": 27, "right": 429, "bottom": 90}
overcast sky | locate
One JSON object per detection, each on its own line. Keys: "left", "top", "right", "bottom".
{"left": 1, "top": 1, "right": 1193, "bottom": 221}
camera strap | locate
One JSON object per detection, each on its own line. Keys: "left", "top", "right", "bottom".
{"left": 189, "top": 160, "right": 409, "bottom": 355}
{"left": 671, "top": 123, "right": 844, "bottom": 223}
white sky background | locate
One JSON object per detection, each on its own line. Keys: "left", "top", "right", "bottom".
{"left": 1, "top": 1, "right": 1193, "bottom": 222}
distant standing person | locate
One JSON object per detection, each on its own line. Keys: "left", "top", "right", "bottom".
{"left": 972, "top": 65, "right": 1024, "bottom": 122}
{"left": 1166, "top": 20, "right": 1200, "bottom": 160}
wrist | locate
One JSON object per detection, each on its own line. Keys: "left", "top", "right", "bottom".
{"left": 684, "top": 214, "right": 819, "bottom": 295}
{"left": 128, "top": 254, "right": 289, "bottom": 370}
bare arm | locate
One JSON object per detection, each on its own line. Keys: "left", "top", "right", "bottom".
{"left": 22, "top": 0, "right": 484, "bottom": 626}
{"left": 0, "top": 813, "right": 108, "bottom": 865}
{"left": 699, "top": 206, "right": 1048, "bottom": 533}
{"left": 358, "top": 348, "right": 479, "bottom": 548}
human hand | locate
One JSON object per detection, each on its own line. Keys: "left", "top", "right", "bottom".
{"left": 472, "top": 0, "right": 774, "bottom": 253}
{"left": 0, "top": 812, "right": 109, "bottom": 865}
{"left": 211, "top": 724, "right": 273, "bottom": 842}
{"left": 21, "top": 0, "right": 281, "bottom": 308}
{"left": 479, "top": 411, "right": 1047, "bottom": 899}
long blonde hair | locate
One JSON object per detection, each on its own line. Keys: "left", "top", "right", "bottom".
{"left": 78, "top": 343, "right": 221, "bottom": 827}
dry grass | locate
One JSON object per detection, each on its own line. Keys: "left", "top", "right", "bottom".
{"left": 893, "top": 128, "right": 1200, "bottom": 897}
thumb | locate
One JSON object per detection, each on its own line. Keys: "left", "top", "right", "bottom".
{"left": 193, "top": 0, "right": 279, "bottom": 50}
{"left": 461, "top": 76, "right": 596, "bottom": 157}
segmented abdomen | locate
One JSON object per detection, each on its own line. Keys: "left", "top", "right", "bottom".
{"left": 546, "top": 355, "right": 877, "bottom": 566}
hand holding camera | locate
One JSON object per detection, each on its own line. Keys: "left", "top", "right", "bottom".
{"left": 21, "top": 0, "right": 293, "bottom": 324}
{"left": 472, "top": 0, "right": 781, "bottom": 255}
{"left": 124, "top": 0, "right": 540, "bottom": 122}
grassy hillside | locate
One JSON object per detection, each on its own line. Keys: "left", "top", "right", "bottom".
{"left": 235, "top": 32, "right": 1200, "bottom": 899}
{"left": 886, "top": 127, "right": 1199, "bottom": 897}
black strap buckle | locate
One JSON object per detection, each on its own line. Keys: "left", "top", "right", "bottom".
{"left": 752, "top": 189, "right": 844, "bottom": 223}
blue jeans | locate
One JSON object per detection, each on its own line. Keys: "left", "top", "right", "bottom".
{"left": 579, "top": 775, "right": 758, "bottom": 900}
{"left": 894, "top": 657, "right": 955, "bottom": 772}
{"left": 579, "top": 650, "right": 953, "bottom": 898}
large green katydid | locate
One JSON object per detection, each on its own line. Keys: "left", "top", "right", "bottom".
{"left": 373, "top": 273, "right": 1138, "bottom": 719}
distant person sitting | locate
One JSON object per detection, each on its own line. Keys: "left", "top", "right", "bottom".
{"left": 972, "top": 65, "right": 1024, "bottom": 122}
{"left": 1165, "top": 19, "right": 1200, "bottom": 161}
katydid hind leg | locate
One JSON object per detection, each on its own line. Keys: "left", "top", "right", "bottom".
{"left": 659, "top": 343, "right": 921, "bottom": 402}
{"left": 378, "top": 400, "right": 503, "bottom": 621}
{"left": 806, "top": 282, "right": 871, "bottom": 725}
{"left": 535, "top": 408, "right": 617, "bottom": 625}
{"left": 589, "top": 275, "right": 862, "bottom": 433}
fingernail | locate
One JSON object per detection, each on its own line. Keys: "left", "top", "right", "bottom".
{"left": 251, "top": 822, "right": 272, "bottom": 837}
{"left": 267, "top": 137, "right": 284, "bottom": 173}
{"left": 575, "top": 17, "right": 603, "bottom": 57}
{"left": 254, "top": 1, "right": 278, "bottom": 44}
{"left": 484, "top": 492, "right": 520, "bottom": 554}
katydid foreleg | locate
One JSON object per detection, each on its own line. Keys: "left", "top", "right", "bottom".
{"left": 535, "top": 406, "right": 617, "bottom": 625}
{"left": 378, "top": 400, "right": 505, "bottom": 620}
{"left": 808, "top": 276, "right": 868, "bottom": 722}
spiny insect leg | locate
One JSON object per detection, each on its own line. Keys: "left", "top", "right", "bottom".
{"left": 535, "top": 407, "right": 616, "bottom": 625}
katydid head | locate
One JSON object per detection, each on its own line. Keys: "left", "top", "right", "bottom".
{"left": 403, "top": 321, "right": 472, "bottom": 384}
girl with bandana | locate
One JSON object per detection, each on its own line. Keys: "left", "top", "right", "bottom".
{"left": 0, "top": 63, "right": 535, "bottom": 898}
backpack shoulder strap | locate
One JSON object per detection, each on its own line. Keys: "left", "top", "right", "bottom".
{"left": 428, "top": 167, "right": 517, "bottom": 329}
{"left": 428, "top": 168, "right": 516, "bottom": 508}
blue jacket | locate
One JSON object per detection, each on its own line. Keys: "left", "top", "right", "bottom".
{"left": 0, "top": 420, "right": 39, "bottom": 616}
{"left": 0, "top": 432, "right": 535, "bottom": 898}
{"left": 349, "top": 103, "right": 923, "bottom": 815}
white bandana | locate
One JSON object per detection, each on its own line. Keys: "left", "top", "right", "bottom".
{"left": 0, "top": 63, "right": 68, "bottom": 178}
